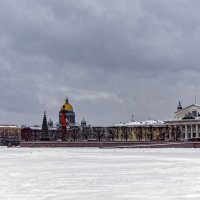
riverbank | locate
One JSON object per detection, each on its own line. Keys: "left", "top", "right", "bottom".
{"left": 20, "top": 141, "right": 200, "bottom": 148}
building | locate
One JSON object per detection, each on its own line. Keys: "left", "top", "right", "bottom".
{"left": 114, "top": 120, "right": 166, "bottom": 141}
{"left": 59, "top": 98, "right": 75, "bottom": 127}
{"left": 165, "top": 101, "right": 200, "bottom": 141}
{"left": 81, "top": 118, "right": 87, "bottom": 127}
{"left": 0, "top": 125, "right": 21, "bottom": 140}
{"left": 174, "top": 101, "right": 200, "bottom": 120}
{"left": 113, "top": 101, "right": 200, "bottom": 142}
{"left": 21, "top": 124, "right": 58, "bottom": 142}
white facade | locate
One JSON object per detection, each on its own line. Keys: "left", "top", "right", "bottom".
{"left": 174, "top": 104, "right": 200, "bottom": 120}
{"left": 165, "top": 103, "right": 200, "bottom": 141}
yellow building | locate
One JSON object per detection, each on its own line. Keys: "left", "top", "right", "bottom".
{"left": 0, "top": 125, "right": 21, "bottom": 139}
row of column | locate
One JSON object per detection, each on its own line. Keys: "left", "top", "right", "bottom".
{"left": 168, "top": 124, "right": 200, "bottom": 140}
{"left": 184, "top": 124, "right": 199, "bottom": 140}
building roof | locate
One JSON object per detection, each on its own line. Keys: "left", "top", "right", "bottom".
{"left": 174, "top": 104, "right": 200, "bottom": 114}
{"left": 115, "top": 120, "right": 165, "bottom": 127}
{"left": 0, "top": 125, "right": 19, "bottom": 128}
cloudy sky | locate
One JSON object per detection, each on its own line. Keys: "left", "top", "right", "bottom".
{"left": 1, "top": 0, "right": 200, "bottom": 126}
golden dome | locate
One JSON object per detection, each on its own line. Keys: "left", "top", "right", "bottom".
{"left": 62, "top": 103, "right": 73, "bottom": 111}
{"left": 61, "top": 98, "right": 73, "bottom": 111}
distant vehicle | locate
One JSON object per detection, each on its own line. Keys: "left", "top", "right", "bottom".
{"left": 5, "top": 139, "right": 20, "bottom": 147}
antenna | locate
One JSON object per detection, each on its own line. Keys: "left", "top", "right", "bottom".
{"left": 195, "top": 95, "right": 197, "bottom": 104}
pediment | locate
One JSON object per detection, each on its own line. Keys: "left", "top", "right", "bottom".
{"left": 175, "top": 104, "right": 200, "bottom": 114}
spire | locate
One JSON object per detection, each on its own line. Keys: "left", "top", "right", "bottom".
{"left": 40, "top": 111, "right": 50, "bottom": 141}
{"left": 131, "top": 114, "right": 134, "bottom": 122}
{"left": 177, "top": 101, "right": 182, "bottom": 111}
{"left": 65, "top": 97, "right": 69, "bottom": 104}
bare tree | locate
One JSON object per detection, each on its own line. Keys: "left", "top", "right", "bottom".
{"left": 165, "top": 126, "right": 170, "bottom": 141}
{"left": 136, "top": 127, "right": 143, "bottom": 141}
{"left": 114, "top": 127, "right": 120, "bottom": 141}
{"left": 121, "top": 127, "right": 131, "bottom": 141}
{"left": 69, "top": 126, "right": 80, "bottom": 141}
{"left": 93, "top": 127, "right": 105, "bottom": 141}
{"left": 149, "top": 126, "right": 153, "bottom": 141}
{"left": 81, "top": 126, "right": 91, "bottom": 141}
{"left": 107, "top": 127, "right": 115, "bottom": 141}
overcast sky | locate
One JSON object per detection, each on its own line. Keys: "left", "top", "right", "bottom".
{"left": 1, "top": 0, "right": 200, "bottom": 126}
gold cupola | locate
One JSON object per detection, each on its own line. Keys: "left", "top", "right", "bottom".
{"left": 61, "top": 97, "right": 73, "bottom": 111}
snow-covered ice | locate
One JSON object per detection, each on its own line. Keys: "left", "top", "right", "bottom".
{"left": 0, "top": 147, "right": 200, "bottom": 200}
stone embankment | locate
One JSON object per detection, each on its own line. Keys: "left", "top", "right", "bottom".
{"left": 20, "top": 141, "right": 200, "bottom": 148}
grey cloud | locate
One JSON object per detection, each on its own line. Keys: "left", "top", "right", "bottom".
{"left": 0, "top": 0, "right": 200, "bottom": 125}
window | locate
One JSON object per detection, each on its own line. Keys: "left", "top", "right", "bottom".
{"left": 192, "top": 110, "right": 197, "bottom": 117}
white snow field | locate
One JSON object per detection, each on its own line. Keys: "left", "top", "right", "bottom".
{"left": 0, "top": 148, "right": 200, "bottom": 200}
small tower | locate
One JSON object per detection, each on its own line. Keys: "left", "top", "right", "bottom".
{"left": 40, "top": 111, "right": 50, "bottom": 141}
{"left": 81, "top": 118, "right": 87, "bottom": 127}
{"left": 48, "top": 118, "right": 53, "bottom": 128}
{"left": 177, "top": 101, "right": 182, "bottom": 111}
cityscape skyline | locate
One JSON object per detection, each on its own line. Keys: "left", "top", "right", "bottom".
{"left": 1, "top": 1, "right": 200, "bottom": 126}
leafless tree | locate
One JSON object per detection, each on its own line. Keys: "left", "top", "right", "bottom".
{"left": 69, "top": 126, "right": 80, "bottom": 141}
{"left": 81, "top": 126, "right": 92, "bottom": 141}
{"left": 107, "top": 127, "right": 116, "bottom": 141}
{"left": 93, "top": 127, "right": 105, "bottom": 141}
{"left": 136, "top": 127, "right": 143, "bottom": 141}
{"left": 121, "top": 127, "right": 131, "bottom": 141}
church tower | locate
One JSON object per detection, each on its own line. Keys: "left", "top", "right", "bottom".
{"left": 59, "top": 97, "right": 75, "bottom": 128}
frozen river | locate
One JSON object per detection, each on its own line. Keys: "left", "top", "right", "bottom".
{"left": 0, "top": 147, "right": 200, "bottom": 200}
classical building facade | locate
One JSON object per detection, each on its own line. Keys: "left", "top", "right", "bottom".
{"left": 165, "top": 102, "right": 200, "bottom": 141}
{"left": 114, "top": 120, "right": 166, "bottom": 141}
{"left": 174, "top": 102, "right": 200, "bottom": 120}
{"left": 113, "top": 102, "right": 200, "bottom": 142}
{"left": 0, "top": 125, "right": 21, "bottom": 139}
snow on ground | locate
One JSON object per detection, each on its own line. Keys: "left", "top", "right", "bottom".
{"left": 0, "top": 147, "right": 200, "bottom": 200}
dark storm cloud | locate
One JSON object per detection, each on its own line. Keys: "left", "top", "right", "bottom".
{"left": 0, "top": 0, "right": 200, "bottom": 125}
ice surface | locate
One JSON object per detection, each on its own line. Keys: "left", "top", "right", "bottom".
{"left": 0, "top": 147, "right": 200, "bottom": 200}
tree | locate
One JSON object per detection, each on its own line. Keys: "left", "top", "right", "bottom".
{"left": 158, "top": 127, "right": 165, "bottom": 141}
{"left": 82, "top": 126, "right": 91, "bottom": 141}
{"left": 93, "top": 127, "right": 105, "bottom": 141}
{"left": 136, "top": 127, "right": 143, "bottom": 141}
{"left": 69, "top": 126, "right": 80, "bottom": 141}
{"left": 40, "top": 112, "right": 50, "bottom": 141}
{"left": 175, "top": 126, "right": 181, "bottom": 141}
{"left": 107, "top": 127, "right": 115, "bottom": 141}
{"left": 121, "top": 127, "right": 131, "bottom": 141}
{"left": 165, "top": 126, "right": 170, "bottom": 140}
{"left": 147, "top": 125, "right": 153, "bottom": 141}
{"left": 114, "top": 127, "right": 121, "bottom": 141}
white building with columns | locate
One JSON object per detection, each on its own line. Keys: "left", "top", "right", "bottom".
{"left": 165, "top": 101, "right": 200, "bottom": 141}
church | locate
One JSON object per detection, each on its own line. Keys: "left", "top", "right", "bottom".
{"left": 59, "top": 97, "right": 76, "bottom": 127}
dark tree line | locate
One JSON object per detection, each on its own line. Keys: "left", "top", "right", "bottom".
{"left": 21, "top": 126, "right": 181, "bottom": 142}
